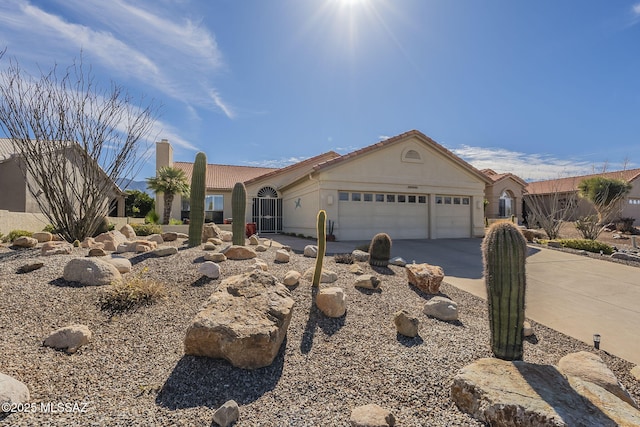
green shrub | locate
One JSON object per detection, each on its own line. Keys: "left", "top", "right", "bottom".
{"left": 541, "top": 239, "right": 614, "bottom": 255}
{"left": 145, "top": 210, "right": 160, "bottom": 225}
{"left": 98, "top": 268, "right": 167, "bottom": 313}
{"left": 168, "top": 218, "right": 183, "bottom": 225}
{"left": 131, "top": 223, "right": 161, "bottom": 236}
{"left": 7, "top": 229, "right": 33, "bottom": 242}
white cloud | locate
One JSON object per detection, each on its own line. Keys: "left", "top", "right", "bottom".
{"left": 0, "top": 0, "right": 232, "bottom": 117}
{"left": 243, "top": 157, "right": 311, "bottom": 168}
{"left": 449, "top": 145, "right": 633, "bottom": 182}
{"left": 633, "top": 3, "right": 640, "bottom": 15}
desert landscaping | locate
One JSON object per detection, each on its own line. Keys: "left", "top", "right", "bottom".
{"left": 1, "top": 223, "right": 639, "bottom": 426}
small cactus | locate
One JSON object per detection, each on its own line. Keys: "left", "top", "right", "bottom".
{"left": 232, "top": 182, "right": 247, "bottom": 246}
{"left": 482, "top": 221, "right": 527, "bottom": 361}
{"left": 368, "top": 233, "right": 391, "bottom": 267}
{"left": 188, "top": 152, "right": 207, "bottom": 246}
{"left": 312, "top": 210, "right": 327, "bottom": 287}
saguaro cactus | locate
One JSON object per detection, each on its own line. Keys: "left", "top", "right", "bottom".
{"left": 188, "top": 152, "right": 207, "bottom": 246}
{"left": 482, "top": 221, "right": 527, "bottom": 361}
{"left": 312, "top": 210, "right": 327, "bottom": 287}
{"left": 232, "top": 182, "right": 247, "bottom": 246}
{"left": 368, "top": 232, "right": 392, "bottom": 267}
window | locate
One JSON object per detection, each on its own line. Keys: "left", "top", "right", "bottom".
{"left": 351, "top": 193, "right": 361, "bottom": 202}
{"left": 453, "top": 197, "right": 461, "bottom": 205}
{"left": 436, "top": 196, "right": 443, "bottom": 204}
{"left": 499, "top": 190, "right": 513, "bottom": 217}
{"left": 387, "top": 194, "right": 395, "bottom": 203}
{"left": 398, "top": 195, "right": 406, "bottom": 203}
{"left": 205, "top": 195, "right": 224, "bottom": 211}
{"left": 444, "top": 197, "right": 452, "bottom": 204}
{"left": 376, "top": 194, "right": 384, "bottom": 202}
{"left": 629, "top": 198, "right": 640, "bottom": 205}
{"left": 339, "top": 192, "right": 349, "bottom": 201}
{"left": 418, "top": 196, "right": 427, "bottom": 204}
{"left": 408, "top": 195, "right": 416, "bottom": 203}
{"left": 364, "top": 193, "right": 373, "bottom": 202}
{"left": 462, "top": 198, "right": 470, "bottom": 205}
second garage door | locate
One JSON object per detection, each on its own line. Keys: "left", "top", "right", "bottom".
{"left": 433, "top": 195, "right": 471, "bottom": 238}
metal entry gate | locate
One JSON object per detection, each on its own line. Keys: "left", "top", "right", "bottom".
{"left": 252, "top": 195, "right": 282, "bottom": 233}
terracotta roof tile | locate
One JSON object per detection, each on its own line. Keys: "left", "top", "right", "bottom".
{"left": 526, "top": 168, "right": 640, "bottom": 195}
{"left": 481, "top": 169, "right": 527, "bottom": 186}
{"left": 173, "top": 162, "right": 278, "bottom": 191}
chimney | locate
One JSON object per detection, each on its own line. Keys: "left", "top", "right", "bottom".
{"left": 156, "top": 139, "right": 173, "bottom": 172}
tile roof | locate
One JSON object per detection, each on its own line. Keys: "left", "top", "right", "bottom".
{"left": 173, "top": 162, "right": 278, "bottom": 190}
{"left": 526, "top": 168, "right": 640, "bottom": 195}
{"left": 481, "top": 168, "right": 527, "bottom": 187}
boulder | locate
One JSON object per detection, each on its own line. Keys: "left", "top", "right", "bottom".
{"left": 13, "top": 236, "right": 38, "bottom": 248}
{"left": 104, "top": 256, "right": 132, "bottom": 274}
{"left": 248, "top": 235, "right": 260, "bottom": 245}
{"left": 204, "top": 252, "right": 227, "bottom": 262}
{"left": 119, "top": 224, "right": 136, "bottom": 239}
{"left": 0, "top": 372, "right": 30, "bottom": 406}
{"left": 350, "top": 404, "right": 396, "bottom": 427}
{"left": 176, "top": 232, "right": 188, "bottom": 239}
{"left": 153, "top": 246, "right": 178, "bottom": 257}
{"left": 394, "top": 309, "right": 419, "bottom": 338}
{"left": 117, "top": 239, "right": 157, "bottom": 253}
{"left": 146, "top": 234, "right": 164, "bottom": 244}
{"left": 81, "top": 237, "right": 98, "bottom": 249}
{"left": 41, "top": 241, "right": 73, "bottom": 256}
{"left": 17, "top": 262, "right": 44, "bottom": 274}
{"left": 631, "top": 366, "right": 640, "bottom": 382}
{"left": 451, "top": 358, "right": 640, "bottom": 427}
{"left": 63, "top": 258, "right": 122, "bottom": 286}
{"left": 316, "top": 287, "right": 346, "bottom": 318}
{"left": 352, "top": 250, "right": 369, "bottom": 262}
{"left": 558, "top": 351, "right": 637, "bottom": 408}
{"left": 161, "top": 232, "right": 178, "bottom": 242}
{"left": 88, "top": 248, "right": 107, "bottom": 257}
{"left": 389, "top": 257, "right": 407, "bottom": 267}
{"left": 221, "top": 245, "right": 257, "bottom": 260}
{"left": 283, "top": 270, "right": 301, "bottom": 286}
{"left": 184, "top": 270, "right": 294, "bottom": 369}
{"left": 220, "top": 231, "right": 233, "bottom": 242}
{"left": 406, "top": 263, "right": 445, "bottom": 294}
{"left": 350, "top": 264, "right": 365, "bottom": 275}
{"left": 203, "top": 242, "right": 217, "bottom": 251}
{"left": 43, "top": 324, "right": 92, "bottom": 354}
{"left": 611, "top": 252, "right": 640, "bottom": 262}
{"left": 255, "top": 244, "right": 268, "bottom": 252}
{"left": 354, "top": 274, "right": 381, "bottom": 290}
{"left": 94, "top": 230, "right": 128, "bottom": 252}
{"left": 523, "top": 321, "right": 534, "bottom": 337}
{"left": 207, "top": 238, "right": 223, "bottom": 245}
{"left": 198, "top": 261, "right": 221, "bottom": 279}
{"left": 32, "top": 231, "right": 53, "bottom": 242}
{"left": 304, "top": 245, "right": 318, "bottom": 258}
{"left": 521, "top": 229, "right": 546, "bottom": 242}
{"left": 303, "top": 268, "right": 338, "bottom": 283}
{"left": 213, "top": 399, "right": 240, "bottom": 427}
{"left": 275, "top": 249, "right": 290, "bottom": 263}
{"left": 248, "top": 259, "right": 268, "bottom": 272}
{"left": 423, "top": 296, "right": 458, "bottom": 321}
{"left": 203, "top": 223, "right": 223, "bottom": 240}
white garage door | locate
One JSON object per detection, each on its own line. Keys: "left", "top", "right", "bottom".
{"left": 338, "top": 192, "right": 428, "bottom": 240}
{"left": 434, "top": 195, "right": 471, "bottom": 238}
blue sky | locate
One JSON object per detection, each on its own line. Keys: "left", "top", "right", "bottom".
{"left": 1, "top": 0, "right": 640, "bottom": 183}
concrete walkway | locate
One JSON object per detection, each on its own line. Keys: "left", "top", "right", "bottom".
{"left": 268, "top": 235, "right": 640, "bottom": 366}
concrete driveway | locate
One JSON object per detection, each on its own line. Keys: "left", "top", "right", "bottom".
{"left": 269, "top": 235, "right": 640, "bottom": 366}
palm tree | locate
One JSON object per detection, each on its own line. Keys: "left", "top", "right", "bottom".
{"left": 146, "top": 166, "right": 190, "bottom": 225}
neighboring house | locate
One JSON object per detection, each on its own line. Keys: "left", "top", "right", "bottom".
{"left": 0, "top": 138, "right": 126, "bottom": 217}
{"left": 524, "top": 168, "right": 640, "bottom": 223}
{"left": 156, "top": 130, "right": 491, "bottom": 240}
{"left": 482, "top": 169, "right": 527, "bottom": 223}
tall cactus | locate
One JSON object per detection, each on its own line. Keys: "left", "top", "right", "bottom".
{"left": 312, "top": 210, "right": 327, "bottom": 287}
{"left": 482, "top": 221, "right": 527, "bottom": 361}
{"left": 188, "top": 152, "right": 207, "bottom": 246}
{"left": 368, "top": 232, "right": 392, "bottom": 267}
{"left": 231, "top": 182, "right": 247, "bottom": 246}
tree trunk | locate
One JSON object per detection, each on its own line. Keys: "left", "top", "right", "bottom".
{"left": 163, "top": 193, "right": 174, "bottom": 225}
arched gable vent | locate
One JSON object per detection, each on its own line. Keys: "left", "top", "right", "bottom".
{"left": 257, "top": 186, "right": 279, "bottom": 198}
{"left": 402, "top": 148, "right": 423, "bottom": 163}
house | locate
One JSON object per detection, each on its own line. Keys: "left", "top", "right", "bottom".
{"left": 156, "top": 130, "right": 492, "bottom": 240}
{"left": 482, "top": 169, "right": 527, "bottom": 223}
{"left": 0, "top": 138, "right": 126, "bottom": 218}
{"left": 524, "top": 168, "right": 640, "bottom": 224}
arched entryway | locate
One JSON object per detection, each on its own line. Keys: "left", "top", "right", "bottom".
{"left": 499, "top": 190, "right": 514, "bottom": 218}
{"left": 252, "top": 186, "right": 282, "bottom": 233}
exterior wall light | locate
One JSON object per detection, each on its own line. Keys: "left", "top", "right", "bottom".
{"left": 593, "top": 333, "right": 601, "bottom": 350}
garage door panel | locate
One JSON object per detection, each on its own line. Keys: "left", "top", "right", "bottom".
{"left": 434, "top": 196, "right": 471, "bottom": 238}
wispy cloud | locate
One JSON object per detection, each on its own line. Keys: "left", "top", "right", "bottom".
{"left": 243, "top": 157, "right": 311, "bottom": 168}
{"left": 0, "top": 0, "right": 233, "bottom": 118}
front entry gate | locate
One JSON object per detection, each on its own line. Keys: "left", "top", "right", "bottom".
{"left": 252, "top": 186, "right": 282, "bottom": 233}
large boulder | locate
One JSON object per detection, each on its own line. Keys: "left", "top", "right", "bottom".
{"left": 354, "top": 274, "right": 380, "bottom": 290}
{"left": 94, "top": 230, "right": 128, "bottom": 252}
{"left": 0, "top": 372, "right": 30, "bottom": 407}
{"left": 350, "top": 404, "right": 395, "bottom": 427}
{"left": 198, "top": 261, "right": 221, "bottom": 279}
{"left": 304, "top": 245, "right": 318, "bottom": 258}
{"left": 13, "top": 236, "right": 38, "bottom": 248}
{"left": 63, "top": 258, "right": 122, "bottom": 286}
{"left": 558, "top": 351, "right": 637, "bottom": 408}
{"left": 275, "top": 249, "right": 290, "bottom": 263}
{"left": 406, "top": 263, "right": 444, "bottom": 294}
{"left": 119, "top": 224, "right": 136, "bottom": 239}
{"left": 423, "top": 296, "right": 458, "bottom": 321}
{"left": 32, "top": 231, "right": 53, "bottom": 242}
{"left": 41, "top": 241, "right": 73, "bottom": 256}
{"left": 393, "top": 309, "right": 419, "bottom": 338}
{"left": 221, "top": 245, "right": 257, "bottom": 260}
{"left": 153, "top": 246, "right": 178, "bottom": 257}
{"left": 451, "top": 358, "right": 640, "bottom": 427}
{"left": 104, "top": 256, "right": 131, "bottom": 274}
{"left": 184, "top": 270, "right": 294, "bottom": 369}
{"left": 204, "top": 252, "right": 227, "bottom": 262}
{"left": 303, "top": 268, "right": 338, "bottom": 283}
{"left": 43, "top": 324, "right": 92, "bottom": 354}
{"left": 316, "top": 287, "right": 346, "bottom": 318}
{"left": 213, "top": 400, "right": 240, "bottom": 427}
{"left": 283, "top": 270, "right": 301, "bottom": 286}
{"left": 161, "top": 232, "right": 178, "bottom": 242}
{"left": 202, "top": 223, "right": 223, "bottom": 241}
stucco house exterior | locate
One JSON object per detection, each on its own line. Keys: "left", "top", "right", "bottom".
{"left": 524, "top": 168, "right": 640, "bottom": 224}
{"left": 156, "top": 130, "right": 492, "bottom": 240}
{"left": 482, "top": 169, "right": 527, "bottom": 223}
{"left": 0, "top": 138, "right": 126, "bottom": 218}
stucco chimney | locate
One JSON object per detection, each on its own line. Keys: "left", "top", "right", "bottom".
{"left": 156, "top": 139, "right": 173, "bottom": 172}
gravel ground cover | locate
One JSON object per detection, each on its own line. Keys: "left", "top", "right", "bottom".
{"left": 1, "top": 239, "right": 638, "bottom": 426}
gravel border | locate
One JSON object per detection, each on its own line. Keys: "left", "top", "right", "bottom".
{"left": 1, "top": 240, "right": 638, "bottom": 426}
